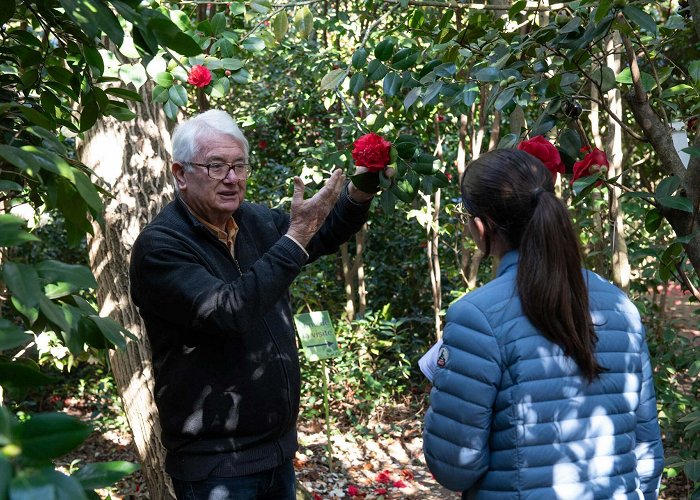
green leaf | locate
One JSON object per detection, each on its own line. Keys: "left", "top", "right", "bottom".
{"left": 168, "top": 85, "right": 188, "bottom": 107}
{"left": 210, "top": 77, "right": 230, "bottom": 99}
{"left": 272, "top": 12, "right": 289, "bottom": 42}
{"left": 615, "top": 68, "right": 656, "bottom": 91}
{"left": 17, "top": 105, "right": 54, "bottom": 130}
{"left": 88, "top": 315, "right": 135, "bottom": 350}
{"left": 655, "top": 176, "right": 681, "bottom": 198}
{"left": 0, "top": 179, "right": 23, "bottom": 193}
{"left": 689, "top": 61, "right": 700, "bottom": 83}
{"left": 58, "top": 0, "right": 124, "bottom": 46}
{"left": 558, "top": 128, "right": 582, "bottom": 159}
{"left": 657, "top": 196, "right": 693, "bottom": 212}
{"left": 349, "top": 73, "right": 366, "bottom": 95}
{"left": 79, "top": 98, "right": 99, "bottom": 132}
{"left": 413, "top": 153, "right": 438, "bottom": 175}
{"left": 591, "top": 65, "right": 617, "bottom": 93}
{"left": 163, "top": 100, "right": 178, "bottom": 120}
{"left": 73, "top": 462, "right": 140, "bottom": 490}
{"left": 319, "top": 69, "right": 345, "bottom": 92}
{"left": 508, "top": 0, "right": 526, "bottom": 18}
{"left": 251, "top": 0, "right": 271, "bottom": 13}
{"left": 17, "top": 413, "right": 91, "bottom": 460}
{"left": 494, "top": 87, "right": 515, "bottom": 111}
{"left": 0, "top": 0, "right": 15, "bottom": 26}
{"left": 294, "top": 6, "right": 314, "bottom": 40}
{"left": 560, "top": 16, "right": 582, "bottom": 34}
{"left": 38, "top": 295, "right": 71, "bottom": 332}
{"left": 383, "top": 72, "right": 401, "bottom": 97}
{"left": 349, "top": 171, "right": 380, "bottom": 193}
{"left": 352, "top": 47, "right": 368, "bottom": 69}
{"left": 2, "top": 262, "right": 42, "bottom": 308}
{"left": 391, "top": 48, "right": 419, "bottom": 71}
{"left": 530, "top": 114, "right": 557, "bottom": 136}
{"left": 0, "top": 214, "right": 39, "bottom": 247}
{"left": 210, "top": 12, "right": 226, "bottom": 35}
{"left": 374, "top": 38, "right": 396, "bottom": 62}
{"left": 594, "top": 0, "right": 613, "bottom": 24}
{"left": 380, "top": 188, "right": 396, "bottom": 215}
{"left": 154, "top": 72, "right": 174, "bottom": 88}
{"left": 572, "top": 174, "right": 602, "bottom": 197}
{"left": 231, "top": 68, "right": 251, "bottom": 84}
{"left": 0, "top": 358, "right": 58, "bottom": 388}
{"left": 35, "top": 260, "right": 97, "bottom": 290}
{"left": 152, "top": 85, "right": 170, "bottom": 103}
{"left": 623, "top": 5, "right": 658, "bottom": 35}
{"left": 644, "top": 208, "right": 663, "bottom": 233}
{"left": 395, "top": 136, "right": 418, "bottom": 159}
{"left": 242, "top": 37, "right": 265, "bottom": 52}
{"left": 403, "top": 87, "right": 421, "bottom": 110}
{"left": 681, "top": 146, "right": 700, "bottom": 157}
{"left": 0, "top": 319, "right": 30, "bottom": 351}
{"left": 11, "top": 467, "right": 88, "bottom": 500}
{"left": 422, "top": 81, "right": 442, "bottom": 104}
{"left": 148, "top": 15, "right": 202, "bottom": 56}
{"left": 104, "top": 88, "right": 143, "bottom": 102}
{"left": 105, "top": 103, "right": 136, "bottom": 122}
{"left": 390, "top": 178, "right": 418, "bottom": 203}
{"left": 26, "top": 126, "right": 67, "bottom": 155}
{"left": 366, "top": 60, "right": 388, "bottom": 81}
{"left": 473, "top": 67, "right": 501, "bottom": 82}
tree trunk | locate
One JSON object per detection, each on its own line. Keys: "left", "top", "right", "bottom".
{"left": 606, "top": 34, "right": 630, "bottom": 291}
{"left": 77, "top": 81, "right": 176, "bottom": 499}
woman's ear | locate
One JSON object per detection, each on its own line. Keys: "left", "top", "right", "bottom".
{"left": 470, "top": 216, "right": 488, "bottom": 254}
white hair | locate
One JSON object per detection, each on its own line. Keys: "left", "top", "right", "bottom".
{"left": 171, "top": 110, "right": 249, "bottom": 171}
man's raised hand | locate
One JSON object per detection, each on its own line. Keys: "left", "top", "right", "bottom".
{"left": 287, "top": 169, "right": 345, "bottom": 247}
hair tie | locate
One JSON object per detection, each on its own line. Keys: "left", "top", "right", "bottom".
{"left": 531, "top": 187, "right": 545, "bottom": 207}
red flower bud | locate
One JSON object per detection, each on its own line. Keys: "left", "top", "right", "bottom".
{"left": 572, "top": 147, "right": 609, "bottom": 186}
{"left": 258, "top": 139, "right": 267, "bottom": 149}
{"left": 187, "top": 65, "right": 212, "bottom": 88}
{"left": 225, "top": 70, "right": 232, "bottom": 76}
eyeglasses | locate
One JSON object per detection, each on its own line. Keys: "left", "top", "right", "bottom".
{"left": 454, "top": 204, "right": 475, "bottom": 225}
{"left": 188, "top": 162, "right": 252, "bottom": 180}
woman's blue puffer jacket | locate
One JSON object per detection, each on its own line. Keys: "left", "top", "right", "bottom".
{"left": 423, "top": 251, "right": 664, "bottom": 499}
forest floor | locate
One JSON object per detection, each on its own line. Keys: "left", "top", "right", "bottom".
{"left": 54, "top": 284, "right": 698, "bottom": 500}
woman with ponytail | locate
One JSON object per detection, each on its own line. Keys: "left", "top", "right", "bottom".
{"left": 422, "top": 149, "right": 664, "bottom": 499}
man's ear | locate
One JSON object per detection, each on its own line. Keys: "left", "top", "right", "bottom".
{"left": 172, "top": 163, "right": 187, "bottom": 191}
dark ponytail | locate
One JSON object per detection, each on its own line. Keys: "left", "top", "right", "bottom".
{"left": 460, "top": 149, "right": 604, "bottom": 382}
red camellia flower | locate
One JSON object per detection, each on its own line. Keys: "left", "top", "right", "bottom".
{"left": 517, "top": 135, "right": 565, "bottom": 180}
{"left": 187, "top": 65, "right": 212, "bottom": 88}
{"left": 352, "top": 133, "right": 392, "bottom": 172}
{"left": 347, "top": 485, "right": 361, "bottom": 497}
{"left": 392, "top": 479, "right": 407, "bottom": 488}
{"left": 376, "top": 470, "right": 392, "bottom": 484}
{"left": 572, "top": 147, "right": 609, "bottom": 184}
{"left": 374, "top": 488, "right": 387, "bottom": 495}
{"left": 258, "top": 140, "right": 268, "bottom": 150}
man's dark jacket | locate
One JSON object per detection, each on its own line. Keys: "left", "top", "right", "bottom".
{"left": 129, "top": 187, "right": 370, "bottom": 480}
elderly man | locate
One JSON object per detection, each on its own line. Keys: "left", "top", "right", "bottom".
{"left": 129, "top": 109, "right": 374, "bottom": 499}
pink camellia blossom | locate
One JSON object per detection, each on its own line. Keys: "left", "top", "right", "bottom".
{"left": 352, "top": 133, "right": 392, "bottom": 172}
{"left": 187, "top": 65, "right": 212, "bottom": 88}
{"left": 517, "top": 135, "right": 565, "bottom": 180}
{"left": 572, "top": 147, "right": 609, "bottom": 185}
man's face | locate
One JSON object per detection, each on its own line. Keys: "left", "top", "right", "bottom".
{"left": 173, "top": 133, "right": 247, "bottom": 227}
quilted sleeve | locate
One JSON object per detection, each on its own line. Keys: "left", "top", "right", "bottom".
{"left": 635, "top": 333, "right": 664, "bottom": 500}
{"left": 423, "top": 299, "right": 503, "bottom": 492}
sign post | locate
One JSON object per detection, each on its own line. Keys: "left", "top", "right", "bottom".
{"left": 293, "top": 311, "right": 340, "bottom": 472}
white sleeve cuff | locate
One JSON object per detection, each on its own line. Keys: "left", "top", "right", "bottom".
{"left": 284, "top": 234, "right": 309, "bottom": 258}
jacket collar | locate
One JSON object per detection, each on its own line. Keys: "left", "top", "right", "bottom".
{"left": 497, "top": 250, "right": 519, "bottom": 278}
